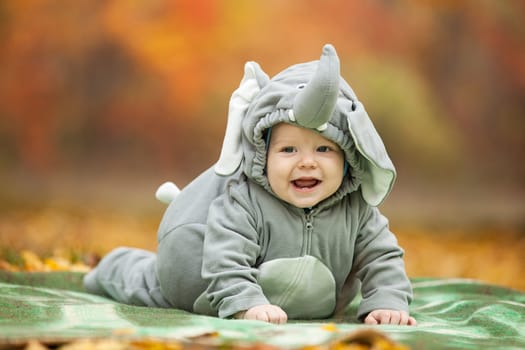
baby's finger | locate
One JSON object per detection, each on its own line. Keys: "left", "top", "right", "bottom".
{"left": 268, "top": 310, "right": 287, "bottom": 324}
{"left": 267, "top": 306, "right": 287, "bottom": 324}
{"left": 255, "top": 311, "right": 270, "bottom": 322}
{"left": 408, "top": 316, "right": 417, "bottom": 326}
{"left": 379, "top": 311, "right": 391, "bottom": 324}
{"left": 364, "top": 313, "right": 379, "bottom": 325}
{"left": 389, "top": 311, "right": 401, "bottom": 325}
{"left": 275, "top": 310, "right": 288, "bottom": 324}
{"left": 399, "top": 311, "right": 409, "bottom": 325}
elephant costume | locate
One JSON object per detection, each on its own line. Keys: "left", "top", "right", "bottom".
{"left": 84, "top": 44, "right": 412, "bottom": 321}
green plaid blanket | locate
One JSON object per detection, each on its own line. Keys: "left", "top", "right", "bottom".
{"left": 0, "top": 272, "right": 524, "bottom": 349}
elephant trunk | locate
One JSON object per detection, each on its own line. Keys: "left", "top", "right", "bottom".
{"left": 292, "top": 44, "right": 340, "bottom": 129}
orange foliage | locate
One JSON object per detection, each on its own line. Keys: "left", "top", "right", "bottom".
{"left": 0, "top": 1, "right": 523, "bottom": 294}
{"left": 0, "top": 206, "right": 523, "bottom": 291}
{"left": 23, "top": 328, "right": 405, "bottom": 350}
{"left": 0, "top": 1, "right": 524, "bottom": 176}
{"left": 0, "top": 249, "right": 90, "bottom": 273}
{"left": 397, "top": 228, "right": 525, "bottom": 291}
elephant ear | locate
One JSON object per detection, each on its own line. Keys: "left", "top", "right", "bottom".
{"left": 347, "top": 101, "right": 396, "bottom": 206}
{"left": 215, "top": 62, "right": 269, "bottom": 175}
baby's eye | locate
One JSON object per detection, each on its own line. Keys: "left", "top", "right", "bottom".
{"left": 317, "top": 146, "right": 332, "bottom": 153}
{"left": 280, "top": 146, "right": 296, "bottom": 153}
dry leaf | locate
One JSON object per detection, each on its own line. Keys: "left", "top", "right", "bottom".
{"left": 331, "top": 329, "right": 410, "bottom": 350}
{"left": 0, "top": 260, "right": 20, "bottom": 272}
{"left": 25, "top": 340, "right": 49, "bottom": 350}
{"left": 58, "top": 339, "right": 127, "bottom": 350}
{"left": 21, "top": 250, "right": 47, "bottom": 271}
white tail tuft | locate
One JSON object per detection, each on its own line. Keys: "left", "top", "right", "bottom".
{"left": 155, "top": 181, "right": 181, "bottom": 204}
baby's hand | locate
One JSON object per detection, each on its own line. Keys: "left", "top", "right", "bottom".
{"left": 234, "top": 304, "right": 288, "bottom": 324}
{"left": 364, "top": 309, "right": 416, "bottom": 326}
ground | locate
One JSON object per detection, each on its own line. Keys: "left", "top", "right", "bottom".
{"left": 1, "top": 202, "right": 523, "bottom": 291}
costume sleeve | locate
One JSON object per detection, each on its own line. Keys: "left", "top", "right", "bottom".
{"left": 201, "top": 183, "right": 270, "bottom": 318}
{"left": 352, "top": 204, "right": 413, "bottom": 320}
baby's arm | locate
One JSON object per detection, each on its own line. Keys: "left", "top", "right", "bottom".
{"left": 234, "top": 304, "right": 288, "bottom": 324}
{"left": 352, "top": 204, "right": 415, "bottom": 324}
{"left": 364, "top": 309, "right": 416, "bottom": 326}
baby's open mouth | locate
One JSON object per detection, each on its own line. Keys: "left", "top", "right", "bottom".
{"left": 292, "top": 178, "right": 321, "bottom": 189}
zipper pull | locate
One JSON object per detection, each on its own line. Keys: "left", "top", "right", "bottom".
{"left": 305, "top": 212, "right": 314, "bottom": 230}
{"left": 303, "top": 211, "right": 314, "bottom": 255}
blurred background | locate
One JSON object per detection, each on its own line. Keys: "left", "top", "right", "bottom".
{"left": 0, "top": 1, "right": 524, "bottom": 289}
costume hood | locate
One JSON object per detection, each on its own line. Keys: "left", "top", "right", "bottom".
{"left": 215, "top": 44, "right": 395, "bottom": 206}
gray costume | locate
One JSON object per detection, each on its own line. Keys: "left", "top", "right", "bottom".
{"left": 84, "top": 44, "right": 412, "bottom": 321}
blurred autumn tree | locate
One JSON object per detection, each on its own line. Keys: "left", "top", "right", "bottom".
{"left": 0, "top": 0, "right": 523, "bottom": 226}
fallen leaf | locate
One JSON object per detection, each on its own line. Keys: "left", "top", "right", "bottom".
{"left": 330, "top": 329, "right": 410, "bottom": 350}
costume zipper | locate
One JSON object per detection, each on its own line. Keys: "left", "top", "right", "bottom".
{"left": 303, "top": 210, "right": 314, "bottom": 255}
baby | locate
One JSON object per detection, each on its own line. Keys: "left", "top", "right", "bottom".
{"left": 84, "top": 44, "right": 416, "bottom": 326}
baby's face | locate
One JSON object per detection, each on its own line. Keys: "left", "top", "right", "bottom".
{"left": 266, "top": 123, "right": 345, "bottom": 208}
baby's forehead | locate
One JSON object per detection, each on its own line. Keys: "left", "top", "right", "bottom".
{"left": 269, "top": 123, "right": 339, "bottom": 146}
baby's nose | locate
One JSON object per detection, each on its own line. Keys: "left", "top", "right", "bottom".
{"left": 298, "top": 153, "right": 318, "bottom": 168}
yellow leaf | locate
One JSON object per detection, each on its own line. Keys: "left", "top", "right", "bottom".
{"left": 322, "top": 323, "right": 338, "bottom": 332}
{"left": 44, "top": 256, "right": 71, "bottom": 271}
{"left": 0, "top": 260, "right": 20, "bottom": 272}
{"left": 331, "top": 329, "right": 410, "bottom": 350}
{"left": 25, "top": 340, "right": 49, "bottom": 350}
{"left": 21, "top": 250, "right": 47, "bottom": 272}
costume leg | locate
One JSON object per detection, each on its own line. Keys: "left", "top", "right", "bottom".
{"left": 157, "top": 223, "right": 208, "bottom": 312}
{"left": 83, "top": 247, "right": 171, "bottom": 307}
